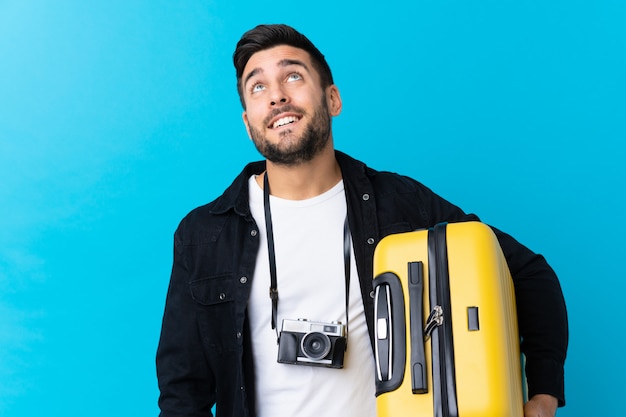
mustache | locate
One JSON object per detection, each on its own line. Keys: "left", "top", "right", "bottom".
{"left": 263, "top": 105, "right": 306, "bottom": 126}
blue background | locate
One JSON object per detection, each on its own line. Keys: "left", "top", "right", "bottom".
{"left": 1, "top": 1, "right": 624, "bottom": 416}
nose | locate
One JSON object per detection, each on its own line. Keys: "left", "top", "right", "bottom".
{"left": 270, "top": 97, "right": 287, "bottom": 106}
{"left": 269, "top": 85, "right": 288, "bottom": 106}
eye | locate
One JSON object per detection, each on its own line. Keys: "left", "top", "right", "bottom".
{"left": 250, "top": 82, "right": 265, "bottom": 93}
{"left": 286, "top": 72, "right": 303, "bottom": 82}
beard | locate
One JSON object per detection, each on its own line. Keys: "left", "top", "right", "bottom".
{"left": 248, "top": 97, "right": 332, "bottom": 166}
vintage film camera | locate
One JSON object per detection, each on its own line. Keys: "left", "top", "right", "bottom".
{"left": 277, "top": 318, "right": 347, "bottom": 368}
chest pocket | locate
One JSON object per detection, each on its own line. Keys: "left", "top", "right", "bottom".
{"left": 190, "top": 274, "right": 235, "bottom": 305}
{"left": 190, "top": 274, "right": 237, "bottom": 352}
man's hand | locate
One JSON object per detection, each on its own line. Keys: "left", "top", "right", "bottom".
{"left": 524, "top": 394, "right": 558, "bottom": 417}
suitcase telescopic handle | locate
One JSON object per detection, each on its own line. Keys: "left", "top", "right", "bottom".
{"left": 373, "top": 272, "right": 406, "bottom": 396}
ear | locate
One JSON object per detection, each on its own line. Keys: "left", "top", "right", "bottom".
{"left": 326, "top": 84, "right": 342, "bottom": 117}
{"left": 242, "top": 111, "right": 252, "bottom": 139}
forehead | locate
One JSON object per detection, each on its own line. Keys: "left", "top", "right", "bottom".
{"left": 242, "top": 45, "right": 316, "bottom": 82}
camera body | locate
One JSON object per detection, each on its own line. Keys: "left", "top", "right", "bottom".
{"left": 277, "top": 318, "right": 347, "bottom": 368}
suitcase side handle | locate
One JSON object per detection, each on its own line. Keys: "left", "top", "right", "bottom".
{"left": 408, "top": 261, "right": 428, "bottom": 394}
{"left": 373, "top": 272, "right": 406, "bottom": 396}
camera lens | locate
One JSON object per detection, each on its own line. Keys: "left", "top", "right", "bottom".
{"left": 301, "top": 332, "right": 331, "bottom": 360}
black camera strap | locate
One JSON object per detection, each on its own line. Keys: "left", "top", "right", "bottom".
{"left": 263, "top": 173, "right": 351, "bottom": 344}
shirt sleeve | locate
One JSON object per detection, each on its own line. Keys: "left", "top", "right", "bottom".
{"left": 156, "top": 225, "right": 216, "bottom": 417}
{"left": 490, "top": 226, "right": 568, "bottom": 406}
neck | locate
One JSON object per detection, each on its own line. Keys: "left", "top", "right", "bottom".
{"left": 258, "top": 146, "right": 341, "bottom": 200}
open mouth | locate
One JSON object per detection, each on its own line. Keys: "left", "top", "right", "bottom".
{"left": 270, "top": 115, "right": 301, "bottom": 129}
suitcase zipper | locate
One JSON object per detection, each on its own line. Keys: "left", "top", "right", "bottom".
{"left": 424, "top": 305, "right": 443, "bottom": 341}
{"left": 428, "top": 224, "right": 459, "bottom": 417}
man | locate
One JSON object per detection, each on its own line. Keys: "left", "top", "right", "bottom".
{"left": 156, "top": 24, "right": 568, "bottom": 417}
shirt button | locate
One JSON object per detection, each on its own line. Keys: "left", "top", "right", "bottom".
{"left": 236, "top": 331, "right": 242, "bottom": 338}
{"left": 370, "top": 290, "right": 375, "bottom": 298}
{"left": 362, "top": 193, "right": 370, "bottom": 201}
{"left": 250, "top": 229, "right": 258, "bottom": 237}
{"left": 219, "top": 293, "right": 226, "bottom": 300}
{"left": 240, "top": 276, "right": 248, "bottom": 284}
{"left": 367, "top": 237, "right": 375, "bottom": 245}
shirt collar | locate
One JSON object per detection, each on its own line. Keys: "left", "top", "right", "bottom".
{"left": 209, "top": 151, "right": 369, "bottom": 216}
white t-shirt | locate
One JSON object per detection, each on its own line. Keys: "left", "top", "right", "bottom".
{"left": 248, "top": 175, "right": 376, "bottom": 417}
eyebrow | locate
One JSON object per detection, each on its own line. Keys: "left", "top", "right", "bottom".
{"left": 243, "top": 59, "right": 310, "bottom": 88}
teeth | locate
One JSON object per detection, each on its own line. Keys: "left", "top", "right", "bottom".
{"left": 273, "top": 116, "right": 298, "bottom": 128}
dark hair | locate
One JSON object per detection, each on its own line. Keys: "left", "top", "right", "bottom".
{"left": 233, "top": 24, "right": 334, "bottom": 108}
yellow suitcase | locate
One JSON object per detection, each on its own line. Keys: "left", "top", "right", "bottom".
{"left": 373, "top": 222, "right": 524, "bottom": 417}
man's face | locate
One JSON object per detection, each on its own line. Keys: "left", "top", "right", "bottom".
{"left": 241, "top": 45, "right": 341, "bottom": 166}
